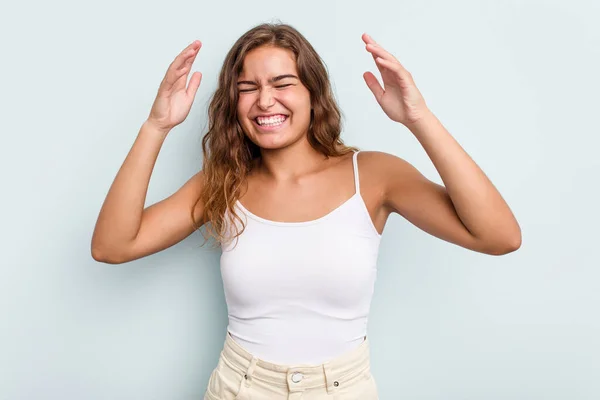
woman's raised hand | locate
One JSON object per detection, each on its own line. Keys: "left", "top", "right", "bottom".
{"left": 362, "top": 34, "right": 429, "bottom": 126}
{"left": 147, "top": 40, "right": 203, "bottom": 134}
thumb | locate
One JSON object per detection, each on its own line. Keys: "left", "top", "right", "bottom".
{"left": 363, "top": 72, "right": 384, "bottom": 103}
{"left": 186, "top": 71, "right": 203, "bottom": 99}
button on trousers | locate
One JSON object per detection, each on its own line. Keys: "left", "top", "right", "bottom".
{"left": 204, "top": 332, "right": 378, "bottom": 399}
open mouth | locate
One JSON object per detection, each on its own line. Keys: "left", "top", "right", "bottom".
{"left": 253, "top": 114, "right": 289, "bottom": 130}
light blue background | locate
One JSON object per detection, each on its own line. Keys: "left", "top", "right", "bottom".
{"left": 1, "top": 0, "right": 599, "bottom": 398}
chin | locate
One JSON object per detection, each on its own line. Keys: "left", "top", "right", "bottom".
{"left": 254, "top": 133, "right": 298, "bottom": 150}
{"left": 245, "top": 124, "right": 309, "bottom": 151}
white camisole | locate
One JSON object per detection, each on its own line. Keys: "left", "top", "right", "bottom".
{"left": 220, "top": 151, "right": 382, "bottom": 365}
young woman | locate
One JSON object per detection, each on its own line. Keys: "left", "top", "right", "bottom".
{"left": 92, "top": 23, "right": 521, "bottom": 399}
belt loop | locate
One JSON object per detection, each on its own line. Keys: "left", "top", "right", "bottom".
{"left": 242, "top": 356, "right": 258, "bottom": 388}
{"left": 323, "top": 363, "right": 339, "bottom": 394}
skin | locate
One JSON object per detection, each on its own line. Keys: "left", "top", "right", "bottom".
{"left": 236, "top": 46, "right": 360, "bottom": 226}
{"left": 92, "top": 35, "right": 521, "bottom": 265}
{"left": 234, "top": 39, "right": 521, "bottom": 255}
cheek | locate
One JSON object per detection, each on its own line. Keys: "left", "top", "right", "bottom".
{"left": 294, "top": 90, "right": 312, "bottom": 116}
{"left": 237, "top": 101, "right": 257, "bottom": 131}
{"left": 236, "top": 97, "right": 251, "bottom": 117}
{"left": 281, "top": 92, "right": 311, "bottom": 117}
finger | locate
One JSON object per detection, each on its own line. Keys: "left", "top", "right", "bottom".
{"left": 362, "top": 33, "right": 387, "bottom": 65}
{"left": 363, "top": 71, "right": 384, "bottom": 103}
{"left": 173, "top": 40, "right": 202, "bottom": 71}
{"left": 361, "top": 33, "right": 377, "bottom": 46}
{"left": 362, "top": 34, "right": 399, "bottom": 80}
{"left": 375, "top": 57, "right": 413, "bottom": 83}
{"left": 367, "top": 51, "right": 384, "bottom": 79}
{"left": 164, "top": 42, "right": 202, "bottom": 87}
{"left": 186, "top": 71, "right": 203, "bottom": 99}
{"left": 163, "top": 64, "right": 189, "bottom": 88}
{"left": 362, "top": 33, "right": 379, "bottom": 64}
{"left": 366, "top": 43, "right": 399, "bottom": 65}
{"left": 181, "top": 40, "right": 202, "bottom": 58}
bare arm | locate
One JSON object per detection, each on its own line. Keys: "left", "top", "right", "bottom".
{"left": 91, "top": 40, "right": 204, "bottom": 264}
{"left": 403, "top": 112, "right": 521, "bottom": 254}
{"left": 91, "top": 121, "right": 165, "bottom": 262}
{"left": 376, "top": 113, "right": 521, "bottom": 255}
{"left": 91, "top": 123, "right": 205, "bottom": 264}
{"left": 361, "top": 34, "right": 521, "bottom": 255}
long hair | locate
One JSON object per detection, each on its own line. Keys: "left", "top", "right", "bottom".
{"left": 192, "top": 22, "right": 358, "bottom": 245}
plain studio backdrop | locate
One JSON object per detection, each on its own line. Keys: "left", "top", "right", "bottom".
{"left": 1, "top": 0, "right": 598, "bottom": 398}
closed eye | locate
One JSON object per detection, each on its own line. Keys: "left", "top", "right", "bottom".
{"left": 239, "top": 84, "right": 293, "bottom": 93}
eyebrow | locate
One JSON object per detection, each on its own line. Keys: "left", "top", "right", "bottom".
{"left": 237, "top": 74, "right": 299, "bottom": 85}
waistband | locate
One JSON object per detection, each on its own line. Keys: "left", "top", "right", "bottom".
{"left": 220, "top": 332, "right": 371, "bottom": 393}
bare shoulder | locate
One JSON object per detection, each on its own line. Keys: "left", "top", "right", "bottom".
{"left": 356, "top": 150, "right": 416, "bottom": 189}
{"left": 171, "top": 170, "right": 207, "bottom": 229}
{"left": 154, "top": 169, "right": 207, "bottom": 222}
{"left": 356, "top": 150, "right": 430, "bottom": 213}
{"left": 357, "top": 150, "right": 411, "bottom": 170}
{"left": 185, "top": 170, "right": 207, "bottom": 223}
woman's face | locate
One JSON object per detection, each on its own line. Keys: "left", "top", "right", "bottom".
{"left": 236, "top": 45, "right": 312, "bottom": 150}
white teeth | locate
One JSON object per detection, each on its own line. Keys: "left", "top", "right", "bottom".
{"left": 256, "top": 115, "right": 287, "bottom": 126}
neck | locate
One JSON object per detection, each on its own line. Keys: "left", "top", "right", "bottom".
{"left": 257, "top": 136, "right": 329, "bottom": 182}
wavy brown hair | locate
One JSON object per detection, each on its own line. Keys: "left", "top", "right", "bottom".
{"left": 192, "top": 22, "right": 358, "bottom": 245}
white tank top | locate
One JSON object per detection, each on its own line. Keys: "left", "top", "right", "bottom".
{"left": 220, "top": 151, "right": 382, "bottom": 365}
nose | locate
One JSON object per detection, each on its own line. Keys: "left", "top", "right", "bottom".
{"left": 257, "top": 87, "right": 275, "bottom": 110}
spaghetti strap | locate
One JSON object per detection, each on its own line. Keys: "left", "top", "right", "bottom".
{"left": 352, "top": 151, "right": 360, "bottom": 194}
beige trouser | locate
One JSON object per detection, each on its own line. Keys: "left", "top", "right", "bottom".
{"left": 204, "top": 332, "right": 378, "bottom": 399}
